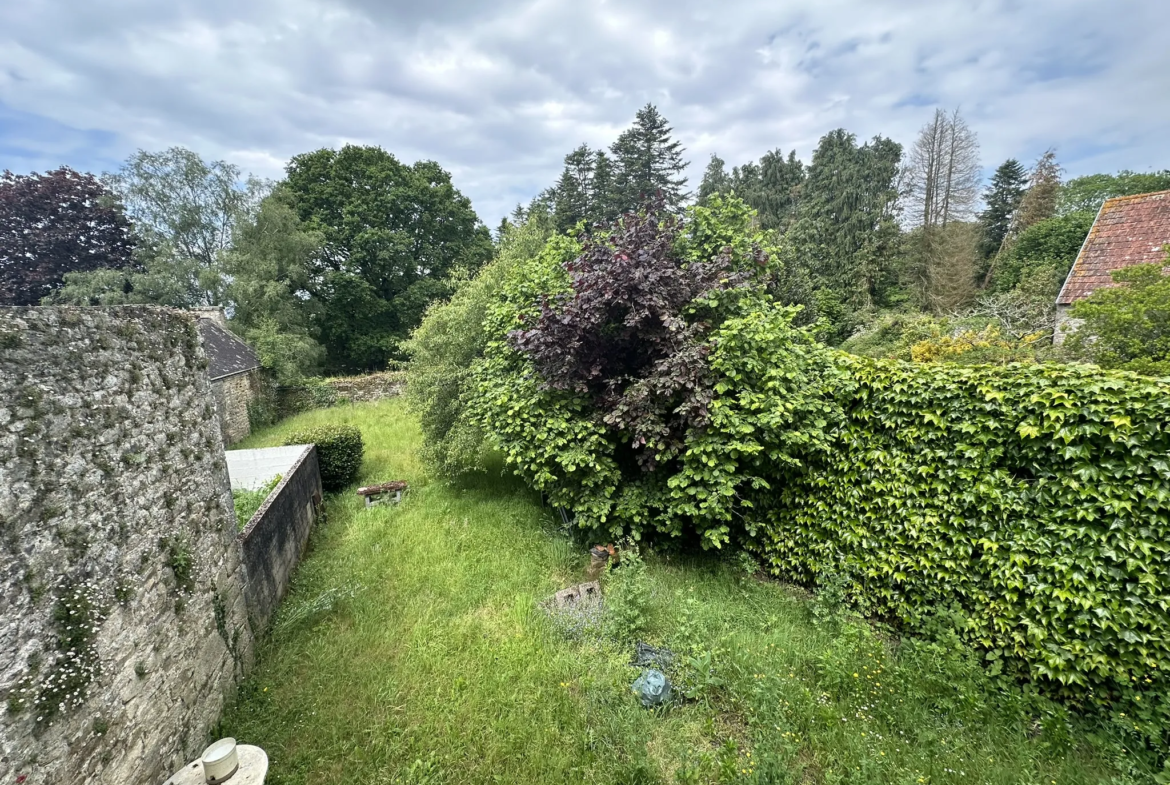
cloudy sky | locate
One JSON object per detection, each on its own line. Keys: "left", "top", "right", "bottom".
{"left": 1, "top": 0, "right": 1168, "bottom": 226}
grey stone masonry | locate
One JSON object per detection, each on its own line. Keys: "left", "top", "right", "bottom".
{"left": 0, "top": 307, "right": 254, "bottom": 785}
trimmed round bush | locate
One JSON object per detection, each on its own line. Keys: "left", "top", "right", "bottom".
{"left": 286, "top": 425, "right": 364, "bottom": 492}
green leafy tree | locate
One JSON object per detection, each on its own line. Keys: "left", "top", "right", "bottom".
{"left": 989, "top": 210, "right": 1093, "bottom": 292}
{"left": 978, "top": 158, "right": 1028, "bottom": 260}
{"left": 284, "top": 145, "right": 494, "bottom": 373}
{"left": 608, "top": 104, "right": 689, "bottom": 212}
{"left": 1064, "top": 258, "right": 1170, "bottom": 375}
{"left": 225, "top": 188, "right": 326, "bottom": 383}
{"left": 785, "top": 130, "right": 903, "bottom": 313}
{"left": 405, "top": 211, "right": 556, "bottom": 476}
{"left": 52, "top": 147, "right": 268, "bottom": 307}
{"left": 1058, "top": 170, "right": 1170, "bottom": 215}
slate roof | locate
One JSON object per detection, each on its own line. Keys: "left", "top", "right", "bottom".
{"left": 197, "top": 318, "right": 261, "bottom": 381}
{"left": 1057, "top": 190, "right": 1170, "bottom": 306}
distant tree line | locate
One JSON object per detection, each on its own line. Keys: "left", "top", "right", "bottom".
{"left": 3, "top": 102, "right": 1169, "bottom": 378}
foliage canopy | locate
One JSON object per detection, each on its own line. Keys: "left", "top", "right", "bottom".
{"left": 0, "top": 167, "right": 136, "bottom": 306}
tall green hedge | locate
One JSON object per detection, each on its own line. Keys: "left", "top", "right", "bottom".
{"left": 753, "top": 356, "right": 1170, "bottom": 717}
{"left": 286, "top": 425, "right": 364, "bottom": 492}
{"left": 461, "top": 214, "right": 1170, "bottom": 747}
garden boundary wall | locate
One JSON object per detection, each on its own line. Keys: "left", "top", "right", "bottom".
{"left": 0, "top": 306, "right": 254, "bottom": 785}
{"left": 236, "top": 445, "right": 323, "bottom": 631}
{"left": 276, "top": 370, "right": 404, "bottom": 418}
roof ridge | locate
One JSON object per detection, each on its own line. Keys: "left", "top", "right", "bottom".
{"left": 1100, "top": 189, "right": 1170, "bottom": 208}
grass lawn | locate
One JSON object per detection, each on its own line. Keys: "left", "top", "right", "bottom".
{"left": 219, "top": 400, "right": 1148, "bottom": 785}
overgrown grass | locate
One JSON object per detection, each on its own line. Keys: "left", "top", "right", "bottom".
{"left": 219, "top": 400, "right": 1152, "bottom": 784}
{"left": 232, "top": 474, "right": 281, "bottom": 531}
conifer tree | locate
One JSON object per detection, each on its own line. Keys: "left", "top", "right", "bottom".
{"left": 609, "top": 104, "right": 689, "bottom": 212}
{"left": 697, "top": 154, "right": 731, "bottom": 206}
{"left": 787, "top": 130, "right": 902, "bottom": 310}
{"left": 978, "top": 159, "right": 1028, "bottom": 260}
{"left": 1013, "top": 150, "right": 1062, "bottom": 235}
{"left": 552, "top": 144, "right": 595, "bottom": 233}
{"left": 756, "top": 149, "right": 805, "bottom": 232}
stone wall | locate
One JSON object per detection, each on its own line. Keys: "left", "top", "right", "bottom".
{"left": 275, "top": 371, "right": 403, "bottom": 418}
{"left": 0, "top": 306, "right": 254, "bottom": 785}
{"left": 213, "top": 370, "right": 261, "bottom": 446}
{"left": 238, "top": 445, "right": 322, "bottom": 631}
{"left": 325, "top": 371, "right": 405, "bottom": 402}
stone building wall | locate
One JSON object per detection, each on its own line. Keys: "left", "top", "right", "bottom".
{"left": 213, "top": 370, "right": 261, "bottom": 446}
{"left": 0, "top": 306, "right": 254, "bottom": 785}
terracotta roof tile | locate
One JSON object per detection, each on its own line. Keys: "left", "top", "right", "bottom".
{"left": 1057, "top": 190, "right": 1170, "bottom": 305}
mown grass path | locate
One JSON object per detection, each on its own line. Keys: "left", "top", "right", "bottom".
{"left": 219, "top": 400, "right": 1145, "bottom": 785}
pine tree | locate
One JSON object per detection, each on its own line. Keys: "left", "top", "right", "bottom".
{"left": 787, "top": 130, "right": 903, "bottom": 310}
{"left": 552, "top": 144, "right": 596, "bottom": 233}
{"left": 609, "top": 104, "right": 689, "bottom": 212}
{"left": 591, "top": 151, "right": 617, "bottom": 222}
{"left": 697, "top": 154, "right": 730, "bottom": 205}
{"left": 756, "top": 149, "right": 805, "bottom": 232}
{"left": 977, "top": 159, "right": 1028, "bottom": 260}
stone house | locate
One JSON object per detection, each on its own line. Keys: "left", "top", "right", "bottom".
{"left": 195, "top": 307, "right": 263, "bottom": 445}
{"left": 1054, "top": 189, "right": 1170, "bottom": 344}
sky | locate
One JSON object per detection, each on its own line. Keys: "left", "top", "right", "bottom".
{"left": 2, "top": 0, "right": 1168, "bottom": 227}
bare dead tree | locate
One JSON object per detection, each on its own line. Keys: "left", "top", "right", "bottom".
{"left": 905, "top": 108, "right": 982, "bottom": 229}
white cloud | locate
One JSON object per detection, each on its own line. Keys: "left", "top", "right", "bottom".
{"left": 1, "top": 0, "right": 1167, "bottom": 224}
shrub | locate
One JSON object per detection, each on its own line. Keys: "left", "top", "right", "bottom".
{"left": 1064, "top": 260, "right": 1170, "bottom": 376}
{"left": 467, "top": 207, "right": 1170, "bottom": 749}
{"left": 745, "top": 355, "right": 1170, "bottom": 752}
{"left": 286, "top": 425, "right": 364, "bottom": 491}
{"left": 232, "top": 474, "right": 281, "bottom": 531}
{"left": 404, "top": 211, "right": 556, "bottom": 477}
{"left": 470, "top": 198, "right": 785, "bottom": 544}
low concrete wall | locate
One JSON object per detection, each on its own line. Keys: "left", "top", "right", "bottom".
{"left": 238, "top": 446, "right": 322, "bottom": 631}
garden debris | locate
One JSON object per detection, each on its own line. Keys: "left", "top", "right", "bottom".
{"left": 631, "top": 669, "right": 671, "bottom": 708}
{"left": 586, "top": 544, "right": 616, "bottom": 579}
{"left": 552, "top": 580, "right": 601, "bottom": 610}
{"left": 630, "top": 642, "right": 674, "bottom": 670}
{"left": 540, "top": 581, "right": 605, "bottom": 640}
{"left": 356, "top": 480, "right": 408, "bottom": 507}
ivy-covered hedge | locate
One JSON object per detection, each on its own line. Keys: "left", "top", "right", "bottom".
{"left": 286, "top": 425, "right": 364, "bottom": 491}
{"left": 752, "top": 358, "right": 1170, "bottom": 709}
{"left": 450, "top": 202, "right": 1170, "bottom": 749}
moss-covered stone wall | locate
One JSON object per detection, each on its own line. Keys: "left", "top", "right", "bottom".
{"left": 0, "top": 306, "right": 254, "bottom": 785}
